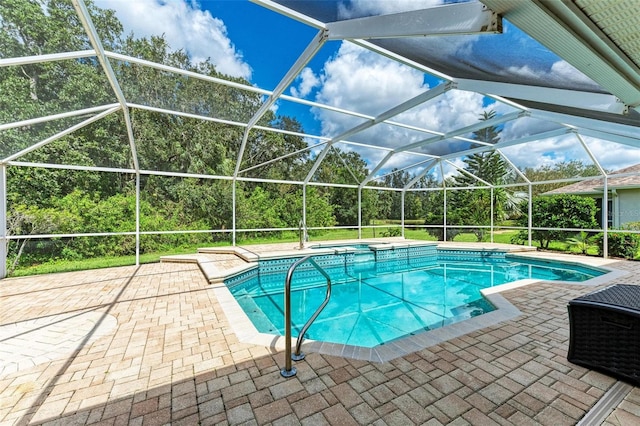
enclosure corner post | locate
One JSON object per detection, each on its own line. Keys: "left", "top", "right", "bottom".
{"left": 302, "top": 184, "right": 307, "bottom": 238}
{"left": 0, "top": 164, "right": 6, "bottom": 279}
{"left": 527, "top": 184, "right": 532, "bottom": 247}
{"left": 358, "top": 188, "right": 362, "bottom": 239}
{"left": 232, "top": 179, "right": 237, "bottom": 246}
{"left": 135, "top": 172, "right": 140, "bottom": 266}
{"left": 490, "top": 187, "right": 494, "bottom": 243}
{"left": 443, "top": 188, "right": 448, "bottom": 242}
{"left": 401, "top": 190, "right": 406, "bottom": 238}
{"left": 603, "top": 176, "right": 608, "bottom": 258}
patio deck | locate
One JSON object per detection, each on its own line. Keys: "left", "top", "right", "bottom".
{"left": 1, "top": 241, "right": 640, "bottom": 425}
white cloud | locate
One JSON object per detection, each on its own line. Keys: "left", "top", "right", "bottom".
{"left": 95, "top": 0, "right": 251, "bottom": 79}
{"left": 582, "top": 137, "right": 640, "bottom": 171}
{"left": 290, "top": 67, "right": 320, "bottom": 98}
{"left": 338, "top": 0, "right": 445, "bottom": 19}
{"left": 506, "top": 59, "right": 599, "bottom": 91}
{"left": 549, "top": 61, "right": 596, "bottom": 85}
{"left": 309, "top": 42, "right": 488, "bottom": 133}
{"left": 300, "top": 41, "right": 492, "bottom": 173}
{"left": 498, "top": 133, "right": 590, "bottom": 171}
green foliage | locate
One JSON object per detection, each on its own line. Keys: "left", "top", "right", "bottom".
{"left": 6, "top": 191, "right": 212, "bottom": 269}
{"left": 236, "top": 186, "right": 336, "bottom": 240}
{"left": 565, "top": 231, "right": 594, "bottom": 255}
{"left": 594, "top": 223, "right": 640, "bottom": 259}
{"left": 522, "top": 160, "right": 603, "bottom": 196}
{"left": 381, "top": 227, "right": 402, "bottom": 237}
{"left": 446, "top": 110, "right": 521, "bottom": 241}
{"left": 514, "top": 194, "right": 598, "bottom": 248}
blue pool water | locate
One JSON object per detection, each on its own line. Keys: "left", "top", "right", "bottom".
{"left": 226, "top": 250, "right": 605, "bottom": 348}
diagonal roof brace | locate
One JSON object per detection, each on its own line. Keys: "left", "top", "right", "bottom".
{"left": 397, "top": 110, "right": 526, "bottom": 154}
{"left": 305, "top": 81, "right": 455, "bottom": 184}
{"left": 326, "top": 2, "right": 502, "bottom": 40}
{"left": 360, "top": 110, "right": 526, "bottom": 187}
{"left": 455, "top": 79, "right": 625, "bottom": 115}
{"left": 234, "top": 28, "right": 329, "bottom": 177}
{"left": 439, "top": 128, "right": 572, "bottom": 162}
{"left": 402, "top": 159, "right": 438, "bottom": 190}
{"left": 71, "top": 0, "right": 139, "bottom": 171}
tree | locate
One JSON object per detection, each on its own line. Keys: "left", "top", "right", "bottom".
{"left": 241, "top": 116, "right": 309, "bottom": 182}
{"left": 522, "top": 160, "right": 603, "bottom": 196}
{"left": 314, "top": 149, "right": 371, "bottom": 226}
{"left": 1, "top": 0, "right": 130, "bottom": 205}
{"left": 514, "top": 194, "right": 598, "bottom": 249}
{"left": 1, "top": 0, "right": 334, "bottom": 269}
{"left": 450, "top": 110, "right": 515, "bottom": 240}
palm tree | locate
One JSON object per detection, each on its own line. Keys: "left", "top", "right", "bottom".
{"left": 566, "top": 231, "right": 593, "bottom": 255}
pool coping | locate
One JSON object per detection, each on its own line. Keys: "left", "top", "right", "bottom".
{"left": 167, "top": 240, "right": 629, "bottom": 362}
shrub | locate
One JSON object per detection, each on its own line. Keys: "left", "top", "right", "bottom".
{"left": 565, "top": 231, "right": 594, "bottom": 255}
{"left": 381, "top": 227, "right": 401, "bottom": 237}
{"left": 595, "top": 222, "right": 640, "bottom": 259}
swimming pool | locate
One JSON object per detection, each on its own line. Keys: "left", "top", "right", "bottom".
{"left": 225, "top": 246, "right": 605, "bottom": 348}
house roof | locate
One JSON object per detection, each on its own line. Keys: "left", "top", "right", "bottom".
{"left": 544, "top": 164, "right": 640, "bottom": 195}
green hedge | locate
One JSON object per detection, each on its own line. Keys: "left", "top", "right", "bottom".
{"left": 595, "top": 222, "right": 640, "bottom": 259}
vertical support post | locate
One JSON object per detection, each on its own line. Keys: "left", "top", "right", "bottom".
{"left": 357, "top": 188, "right": 362, "bottom": 239}
{"left": 232, "top": 180, "right": 237, "bottom": 246}
{"left": 302, "top": 184, "right": 307, "bottom": 233}
{"left": 135, "top": 173, "right": 140, "bottom": 266}
{"left": 401, "top": 190, "right": 406, "bottom": 238}
{"left": 603, "top": 176, "right": 608, "bottom": 258}
{"left": 443, "top": 188, "right": 448, "bottom": 241}
{"left": 0, "top": 165, "right": 7, "bottom": 279}
{"left": 528, "top": 184, "right": 532, "bottom": 246}
{"left": 490, "top": 187, "right": 494, "bottom": 243}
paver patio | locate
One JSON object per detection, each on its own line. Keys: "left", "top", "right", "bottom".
{"left": 1, "top": 242, "right": 640, "bottom": 425}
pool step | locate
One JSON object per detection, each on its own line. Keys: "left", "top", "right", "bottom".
{"left": 161, "top": 249, "right": 258, "bottom": 284}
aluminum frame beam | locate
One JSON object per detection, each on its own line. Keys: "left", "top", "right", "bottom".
{"left": 528, "top": 109, "right": 640, "bottom": 147}
{"left": 2, "top": 107, "right": 121, "bottom": 163}
{"left": 456, "top": 79, "right": 625, "bottom": 115}
{"left": 305, "top": 81, "right": 455, "bottom": 184}
{"left": 71, "top": 0, "right": 139, "bottom": 171}
{"left": 234, "top": 28, "right": 328, "bottom": 177}
{"left": 361, "top": 110, "right": 525, "bottom": 186}
{"left": 250, "top": 0, "right": 325, "bottom": 29}
{"left": 0, "top": 104, "right": 120, "bottom": 132}
{"left": 0, "top": 50, "right": 96, "bottom": 67}
{"left": 326, "top": 2, "right": 501, "bottom": 40}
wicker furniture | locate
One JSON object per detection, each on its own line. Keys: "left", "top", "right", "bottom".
{"left": 568, "top": 284, "right": 640, "bottom": 385}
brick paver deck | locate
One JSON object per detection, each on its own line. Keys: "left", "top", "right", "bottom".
{"left": 1, "top": 242, "right": 639, "bottom": 425}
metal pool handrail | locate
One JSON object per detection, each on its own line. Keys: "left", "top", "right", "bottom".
{"left": 281, "top": 255, "right": 332, "bottom": 378}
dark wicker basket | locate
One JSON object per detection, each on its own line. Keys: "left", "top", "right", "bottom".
{"left": 568, "top": 284, "right": 640, "bottom": 385}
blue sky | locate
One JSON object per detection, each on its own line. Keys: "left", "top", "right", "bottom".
{"left": 94, "top": 0, "right": 640, "bottom": 174}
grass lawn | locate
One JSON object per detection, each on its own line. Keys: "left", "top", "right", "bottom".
{"left": 8, "top": 227, "right": 609, "bottom": 277}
